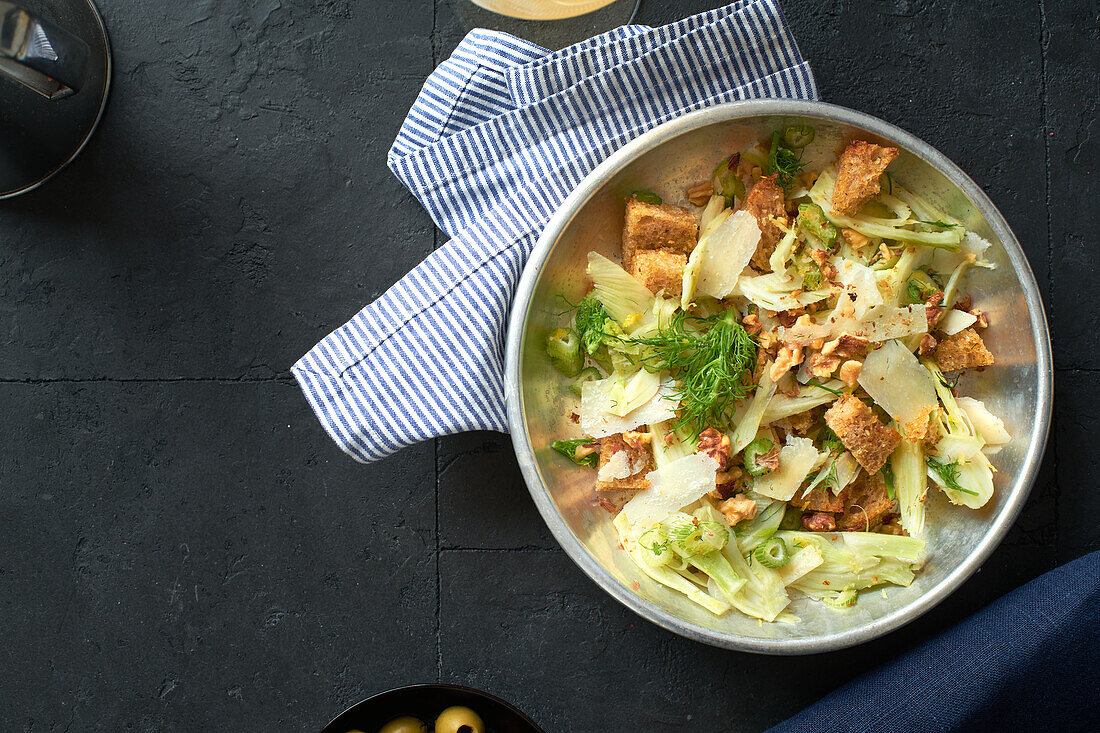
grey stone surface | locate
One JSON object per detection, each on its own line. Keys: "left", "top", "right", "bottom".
{"left": 0, "top": 382, "right": 436, "bottom": 731}
{"left": 0, "top": 0, "right": 1096, "bottom": 731}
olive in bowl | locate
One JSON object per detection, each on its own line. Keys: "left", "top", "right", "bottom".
{"left": 321, "top": 684, "right": 542, "bottom": 733}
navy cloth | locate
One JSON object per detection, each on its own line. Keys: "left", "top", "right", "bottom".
{"left": 767, "top": 551, "right": 1100, "bottom": 733}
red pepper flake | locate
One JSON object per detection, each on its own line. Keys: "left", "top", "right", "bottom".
{"left": 630, "top": 580, "right": 641, "bottom": 591}
{"left": 598, "top": 498, "right": 617, "bottom": 514}
{"left": 569, "top": 412, "right": 580, "bottom": 423}
{"left": 823, "top": 580, "right": 831, "bottom": 586}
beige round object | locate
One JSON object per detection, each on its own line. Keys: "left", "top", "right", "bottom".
{"left": 469, "top": 0, "right": 617, "bottom": 21}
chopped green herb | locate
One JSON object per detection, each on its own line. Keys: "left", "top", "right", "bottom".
{"left": 573, "top": 294, "right": 612, "bottom": 355}
{"left": 753, "top": 536, "right": 791, "bottom": 568}
{"left": 797, "top": 202, "right": 837, "bottom": 245}
{"left": 551, "top": 438, "right": 599, "bottom": 467}
{"left": 546, "top": 328, "right": 583, "bottom": 377}
{"left": 766, "top": 130, "right": 806, "bottom": 191}
{"left": 807, "top": 380, "right": 843, "bottom": 398}
{"left": 926, "top": 456, "right": 979, "bottom": 496}
{"left": 711, "top": 152, "right": 745, "bottom": 204}
{"left": 882, "top": 464, "right": 896, "bottom": 502}
{"left": 623, "top": 308, "right": 757, "bottom": 435}
{"left": 630, "top": 190, "right": 663, "bottom": 205}
{"left": 781, "top": 125, "right": 816, "bottom": 149}
{"left": 744, "top": 437, "right": 776, "bottom": 477}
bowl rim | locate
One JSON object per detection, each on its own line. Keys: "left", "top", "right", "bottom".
{"left": 504, "top": 99, "right": 1053, "bottom": 654}
{"left": 320, "top": 682, "right": 546, "bottom": 732}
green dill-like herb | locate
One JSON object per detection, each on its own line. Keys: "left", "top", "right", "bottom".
{"left": 918, "top": 220, "right": 958, "bottom": 230}
{"left": 623, "top": 308, "right": 757, "bottom": 435}
{"left": 819, "top": 425, "right": 844, "bottom": 454}
{"left": 926, "top": 456, "right": 979, "bottom": 496}
{"left": 766, "top": 130, "right": 806, "bottom": 191}
{"left": 573, "top": 294, "right": 612, "bottom": 355}
{"left": 807, "top": 379, "right": 843, "bottom": 396}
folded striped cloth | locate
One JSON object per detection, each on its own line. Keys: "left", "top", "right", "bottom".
{"left": 293, "top": 0, "right": 817, "bottom": 463}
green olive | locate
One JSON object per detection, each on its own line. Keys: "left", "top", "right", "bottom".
{"left": 434, "top": 706, "right": 485, "bottom": 733}
{"left": 376, "top": 716, "right": 428, "bottom": 733}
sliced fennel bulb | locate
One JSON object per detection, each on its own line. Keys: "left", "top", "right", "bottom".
{"left": 587, "top": 251, "right": 653, "bottom": 324}
{"left": 580, "top": 374, "right": 677, "bottom": 438}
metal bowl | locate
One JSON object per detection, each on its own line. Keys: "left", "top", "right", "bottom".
{"left": 504, "top": 100, "right": 1052, "bottom": 654}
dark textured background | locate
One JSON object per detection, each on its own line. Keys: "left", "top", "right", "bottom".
{"left": 0, "top": 0, "right": 1095, "bottom": 731}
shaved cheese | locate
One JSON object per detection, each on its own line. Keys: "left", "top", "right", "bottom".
{"left": 752, "top": 436, "right": 818, "bottom": 502}
{"left": 779, "top": 304, "right": 928, "bottom": 346}
{"left": 957, "top": 397, "right": 1011, "bottom": 451}
{"left": 697, "top": 210, "right": 761, "bottom": 299}
{"left": 938, "top": 309, "right": 977, "bottom": 335}
{"left": 859, "top": 339, "right": 938, "bottom": 426}
{"left": 681, "top": 204, "right": 730, "bottom": 309}
{"left": 832, "top": 258, "right": 883, "bottom": 320}
{"left": 777, "top": 545, "right": 824, "bottom": 586}
{"left": 597, "top": 451, "right": 630, "bottom": 481}
{"left": 621, "top": 454, "right": 720, "bottom": 529}
{"left": 581, "top": 376, "right": 676, "bottom": 438}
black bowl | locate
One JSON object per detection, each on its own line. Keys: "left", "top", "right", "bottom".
{"left": 321, "top": 684, "right": 545, "bottom": 733}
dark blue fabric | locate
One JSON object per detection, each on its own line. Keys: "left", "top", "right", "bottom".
{"left": 767, "top": 551, "right": 1100, "bottom": 733}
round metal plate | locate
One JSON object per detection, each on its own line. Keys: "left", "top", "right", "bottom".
{"left": 505, "top": 100, "right": 1053, "bottom": 654}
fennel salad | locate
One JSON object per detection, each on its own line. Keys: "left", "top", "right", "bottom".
{"left": 546, "top": 127, "right": 1007, "bottom": 622}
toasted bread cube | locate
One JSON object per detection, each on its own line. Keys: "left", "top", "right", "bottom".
{"left": 742, "top": 174, "right": 787, "bottom": 270}
{"left": 791, "top": 484, "right": 848, "bottom": 514}
{"left": 596, "top": 432, "right": 653, "bottom": 491}
{"left": 831, "top": 140, "right": 900, "bottom": 215}
{"left": 622, "top": 197, "right": 698, "bottom": 267}
{"left": 836, "top": 471, "right": 894, "bottom": 531}
{"left": 631, "top": 249, "right": 686, "bottom": 297}
{"left": 824, "top": 394, "right": 901, "bottom": 474}
{"left": 933, "top": 327, "right": 994, "bottom": 371}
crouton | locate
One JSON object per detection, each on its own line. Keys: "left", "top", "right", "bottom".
{"left": 741, "top": 174, "right": 787, "bottom": 270}
{"left": 630, "top": 249, "right": 686, "bottom": 297}
{"left": 622, "top": 197, "right": 698, "bottom": 267}
{"left": 831, "top": 140, "right": 900, "bottom": 215}
{"left": 836, "top": 471, "right": 894, "bottom": 531}
{"left": 824, "top": 394, "right": 901, "bottom": 474}
{"left": 791, "top": 484, "right": 848, "bottom": 514}
{"left": 596, "top": 432, "right": 653, "bottom": 491}
{"left": 933, "top": 327, "right": 994, "bottom": 371}
{"left": 717, "top": 494, "right": 758, "bottom": 527}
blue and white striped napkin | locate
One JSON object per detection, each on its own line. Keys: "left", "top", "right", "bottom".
{"left": 293, "top": 0, "right": 817, "bottom": 463}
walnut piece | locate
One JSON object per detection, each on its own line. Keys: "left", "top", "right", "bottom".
{"left": 696, "top": 428, "right": 732, "bottom": 472}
